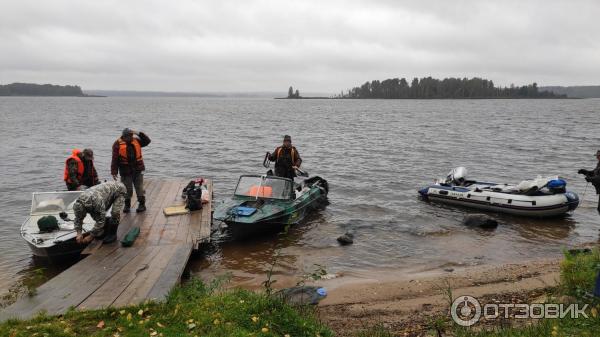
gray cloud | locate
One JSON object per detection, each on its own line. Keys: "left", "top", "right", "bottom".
{"left": 1, "top": 0, "right": 599, "bottom": 92}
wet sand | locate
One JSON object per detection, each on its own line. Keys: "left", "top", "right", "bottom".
{"left": 316, "top": 258, "right": 561, "bottom": 336}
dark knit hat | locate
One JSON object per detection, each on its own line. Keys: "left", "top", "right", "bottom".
{"left": 122, "top": 128, "right": 133, "bottom": 137}
{"left": 283, "top": 135, "right": 292, "bottom": 142}
{"left": 83, "top": 148, "right": 94, "bottom": 160}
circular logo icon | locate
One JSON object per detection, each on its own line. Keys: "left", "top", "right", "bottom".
{"left": 451, "top": 295, "right": 482, "bottom": 327}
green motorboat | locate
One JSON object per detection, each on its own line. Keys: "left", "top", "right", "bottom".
{"left": 213, "top": 174, "right": 328, "bottom": 238}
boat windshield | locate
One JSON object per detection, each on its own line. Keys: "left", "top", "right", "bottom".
{"left": 234, "top": 176, "right": 293, "bottom": 200}
{"left": 31, "top": 191, "right": 83, "bottom": 215}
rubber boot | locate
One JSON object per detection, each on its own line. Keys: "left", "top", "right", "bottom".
{"left": 123, "top": 199, "right": 131, "bottom": 213}
{"left": 136, "top": 196, "right": 146, "bottom": 213}
{"left": 102, "top": 219, "right": 118, "bottom": 244}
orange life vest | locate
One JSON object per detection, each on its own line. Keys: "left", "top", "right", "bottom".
{"left": 276, "top": 146, "right": 298, "bottom": 164}
{"left": 118, "top": 138, "right": 143, "bottom": 165}
{"left": 63, "top": 149, "right": 84, "bottom": 183}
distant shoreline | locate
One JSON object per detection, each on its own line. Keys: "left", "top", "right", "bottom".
{"left": 275, "top": 96, "right": 579, "bottom": 100}
{"left": 274, "top": 96, "right": 331, "bottom": 99}
{"left": 0, "top": 94, "right": 106, "bottom": 97}
{"left": 0, "top": 83, "right": 104, "bottom": 97}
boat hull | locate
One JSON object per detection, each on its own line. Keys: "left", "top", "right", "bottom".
{"left": 215, "top": 176, "right": 328, "bottom": 239}
{"left": 222, "top": 199, "right": 323, "bottom": 238}
{"left": 419, "top": 184, "right": 579, "bottom": 218}
{"left": 24, "top": 236, "right": 85, "bottom": 259}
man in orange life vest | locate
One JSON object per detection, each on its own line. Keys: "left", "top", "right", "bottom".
{"left": 64, "top": 148, "right": 99, "bottom": 191}
{"left": 111, "top": 128, "right": 151, "bottom": 212}
{"left": 268, "top": 135, "right": 302, "bottom": 180}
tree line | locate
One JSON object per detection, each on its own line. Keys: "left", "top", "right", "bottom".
{"left": 336, "top": 77, "right": 566, "bottom": 99}
{"left": 0, "top": 83, "right": 85, "bottom": 96}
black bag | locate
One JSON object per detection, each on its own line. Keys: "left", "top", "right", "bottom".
{"left": 184, "top": 180, "right": 204, "bottom": 211}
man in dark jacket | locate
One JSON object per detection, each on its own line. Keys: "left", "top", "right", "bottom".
{"left": 268, "top": 135, "right": 302, "bottom": 180}
{"left": 111, "top": 128, "right": 151, "bottom": 213}
{"left": 65, "top": 148, "right": 99, "bottom": 190}
{"left": 81, "top": 148, "right": 100, "bottom": 188}
{"left": 578, "top": 150, "right": 600, "bottom": 213}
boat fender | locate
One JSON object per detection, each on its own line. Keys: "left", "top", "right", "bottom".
{"left": 121, "top": 226, "right": 140, "bottom": 247}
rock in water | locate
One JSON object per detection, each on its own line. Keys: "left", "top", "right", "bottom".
{"left": 337, "top": 232, "right": 354, "bottom": 245}
{"left": 463, "top": 214, "right": 498, "bottom": 229}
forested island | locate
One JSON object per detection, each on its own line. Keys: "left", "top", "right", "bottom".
{"left": 0, "top": 83, "right": 91, "bottom": 96}
{"left": 336, "top": 77, "right": 567, "bottom": 99}
{"left": 275, "top": 86, "right": 329, "bottom": 99}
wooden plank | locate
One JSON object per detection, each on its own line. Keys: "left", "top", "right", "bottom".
{"left": 175, "top": 208, "right": 193, "bottom": 244}
{"left": 0, "top": 245, "right": 118, "bottom": 320}
{"left": 78, "top": 245, "right": 162, "bottom": 309}
{"left": 145, "top": 181, "right": 184, "bottom": 245}
{"left": 146, "top": 242, "right": 193, "bottom": 301}
{"left": 184, "top": 179, "right": 211, "bottom": 249}
{"left": 111, "top": 244, "right": 179, "bottom": 307}
{"left": 132, "top": 181, "right": 173, "bottom": 245}
{"left": 158, "top": 180, "right": 188, "bottom": 245}
{"left": 196, "top": 180, "right": 213, "bottom": 248}
{"left": 80, "top": 239, "right": 103, "bottom": 255}
{"left": 1, "top": 244, "right": 143, "bottom": 319}
{"left": 117, "top": 179, "right": 162, "bottom": 237}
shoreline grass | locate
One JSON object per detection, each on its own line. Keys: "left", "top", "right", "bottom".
{"left": 3, "top": 250, "right": 600, "bottom": 336}
{"left": 0, "top": 278, "right": 332, "bottom": 337}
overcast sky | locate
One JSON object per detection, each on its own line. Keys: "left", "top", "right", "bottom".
{"left": 1, "top": 0, "right": 599, "bottom": 93}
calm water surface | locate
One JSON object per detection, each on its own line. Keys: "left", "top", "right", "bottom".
{"left": 1, "top": 97, "right": 599, "bottom": 293}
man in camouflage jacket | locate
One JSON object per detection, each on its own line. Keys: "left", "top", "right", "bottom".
{"left": 73, "top": 181, "right": 127, "bottom": 244}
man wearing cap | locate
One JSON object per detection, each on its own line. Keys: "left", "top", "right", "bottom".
{"left": 268, "top": 135, "right": 302, "bottom": 180}
{"left": 81, "top": 148, "right": 100, "bottom": 188}
{"left": 73, "top": 181, "right": 127, "bottom": 244}
{"left": 111, "top": 128, "right": 151, "bottom": 212}
{"left": 578, "top": 150, "right": 600, "bottom": 213}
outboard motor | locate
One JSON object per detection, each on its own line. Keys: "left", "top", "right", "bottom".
{"left": 446, "top": 167, "right": 468, "bottom": 186}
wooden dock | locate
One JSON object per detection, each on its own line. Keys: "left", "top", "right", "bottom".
{"left": 0, "top": 178, "right": 212, "bottom": 321}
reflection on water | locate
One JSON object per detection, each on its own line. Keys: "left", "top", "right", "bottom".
{"left": 1, "top": 97, "right": 600, "bottom": 294}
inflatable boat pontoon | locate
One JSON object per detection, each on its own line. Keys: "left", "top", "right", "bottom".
{"left": 418, "top": 167, "right": 579, "bottom": 218}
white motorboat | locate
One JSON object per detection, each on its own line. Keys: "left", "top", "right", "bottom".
{"left": 20, "top": 191, "right": 95, "bottom": 259}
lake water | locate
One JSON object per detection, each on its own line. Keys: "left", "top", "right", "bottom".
{"left": 1, "top": 97, "right": 599, "bottom": 293}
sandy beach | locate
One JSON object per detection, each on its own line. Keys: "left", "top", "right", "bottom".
{"left": 316, "top": 258, "right": 562, "bottom": 336}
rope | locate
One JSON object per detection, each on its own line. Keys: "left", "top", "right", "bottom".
{"left": 581, "top": 182, "right": 589, "bottom": 207}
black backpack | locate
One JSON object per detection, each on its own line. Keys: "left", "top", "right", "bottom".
{"left": 183, "top": 180, "right": 204, "bottom": 211}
